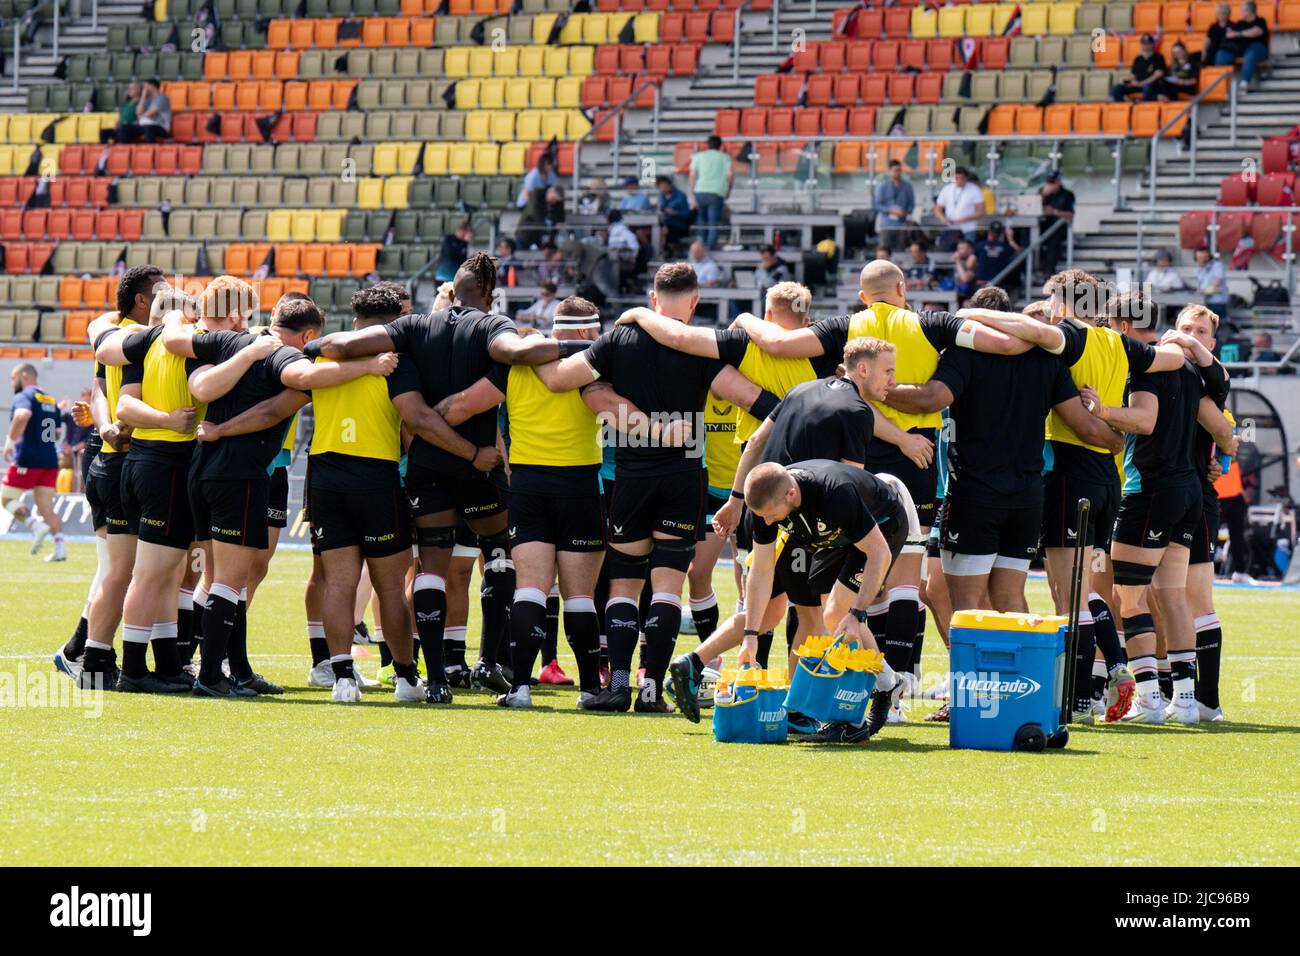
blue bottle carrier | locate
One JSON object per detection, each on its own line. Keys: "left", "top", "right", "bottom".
{"left": 948, "top": 611, "right": 1071, "bottom": 752}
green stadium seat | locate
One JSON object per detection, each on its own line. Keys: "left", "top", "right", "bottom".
{"left": 408, "top": 178, "right": 433, "bottom": 208}
{"left": 162, "top": 178, "right": 187, "bottom": 207}
{"left": 255, "top": 177, "right": 281, "bottom": 207}
{"left": 308, "top": 178, "right": 335, "bottom": 207}
{"left": 342, "top": 212, "right": 367, "bottom": 243}
{"left": 283, "top": 179, "right": 309, "bottom": 206}
{"left": 340, "top": 112, "right": 366, "bottom": 141}
{"left": 184, "top": 178, "right": 210, "bottom": 208}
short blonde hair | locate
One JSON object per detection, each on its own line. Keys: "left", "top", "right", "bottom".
{"left": 1022, "top": 299, "right": 1052, "bottom": 321}
{"left": 765, "top": 281, "right": 812, "bottom": 319}
{"left": 843, "top": 336, "right": 895, "bottom": 370}
{"left": 200, "top": 276, "right": 259, "bottom": 324}
{"left": 1177, "top": 303, "right": 1220, "bottom": 334}
{"left": 744, "top": 462, "right": 795, "bottom": 512}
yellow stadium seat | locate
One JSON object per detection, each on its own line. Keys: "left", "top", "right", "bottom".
{"left": 515, "top": 110, "right": 542, "bottom": 141}
{"left": 316, "top": 210, "right": 345, "bottom": 243}
{"left": 559, "top": 14, "right": 584, "bottom": 44}
{"left": 357, "top": 178, "right": 385, "bottom": 210}
{"left": 444, "top": 47, "right": 470, "bottom": 77}
{"left": 488, "top": 110, "right": 515, "bottom": 141}
{"left": 568, "top": 46, "right": 594, "bottom": 75}
{"left": 8, "top": 115, "right": 33, "bottom": 143}
{"left": 493, "top": 47, "right": 520, "bottom": 76}
{"left": 518, "top": 46, "right": 545, "bottom": 77}
{"left": 529, "top": 77, "right": 555, "bottom": 109}
{"left": 609, "top": 13, "right": 632, "bottom": 39}
{"left": 76, "top": 115, "right": 102, "bottom": 143}
{"left": 449, "top": 144, "right": 475, "bottom": 176}
{"left": 423, "top": 143, "right": 450, "bottom": 175}
{"left": 480, "top": 78, "right": 507, "bottom": 109}
{"left": 500, "top": 142, "right": 528, "bottom": 176}
{"left": 37, "top": 147, "right": 60, "bottom": 179}
{"left": 465, "top": 110, "right": 491, "bottom": 141}
{"left": 455, "top": 78, "right": 481, "bottom": 109}
{"left": 53, "top": 116, "right": 78, "bottom": 144}
{"left": 938, "top": 5, "right": 967, "bottom": 36}
{"left": 1021, "top": 2, "right": 1051, "bottom": 35}
{"left": 267, "top": 209, "right": 293, "bottom": 242}
{"left": 540, "top": 111, "right": 568, "bottom": 140}
{"left": 555, "top": 76, "right": 582, "bottom": 109}
{"left": 396, "top": 142, "right": 421, "bottom": 173}
{"left": 505, "top": 78, "right": 532, "bottom": 110}
{"left": 532, "top": 14, "right": 558, "bottom": 45}
{"left": 966, "top": 4, "right": 995, "bottom": 35}
{"left": 372, "top": 143, "right": 400, "bottom": 176}
{"left": 383, "top": 177, "right": 410, "bottom": 209}
{"left": 472, "top": 144, "right": 499, "bottom": 176}
{"left": 468, "top": 47, "right": 494, "bottom": 77}
{"left": 291, "top": 210, "right": 317, "bottom": 242}
{"left": 0, "top": 145, "right": 13, "bottom": 176}
{"left": 543, "top": 46, "right": 569, "bottom": 77}
{"left": 1049, "top": 3, "right": 1077, "bottom": 34}
{"left": 567, "top": 111, "right": 592, "bottom": 140}
{"left": 582, "top": 13, "right": 609, "bottom": 44}
{"left": 0, "top": 116, "right": 9, "bottom": 143}
{"left": 633, "top": 12, "right": 658, "bottom": 43}
{"left": 993, "top": 3, "right": 1018, "bottom": 34}
{"left": 911, "top": 7, "right": 938, "bottom": 37}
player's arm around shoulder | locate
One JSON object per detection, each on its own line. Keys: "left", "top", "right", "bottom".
{"left": 308, "top": 324, "right": 396, "bottom": 361}
{"left": 435, "top": 376, "right": 507, "bottom": 428}
{"left": 1086, "top": 386, "right": 1156, "bottom": 436}
{"left": 615, "top": 308, "right": 722, "bottom": 358}
{"left": 188, "top": 332, "right": 280, "bottom": 403}
{"left": 1054, "top": 392, "right": 1124, "bottom": 453}
{"left": 279, "top": 350, "right": 397, "bottom": 391}
{"left": 954, "top": 308, "right": 1055, "bottom": 354}
{"left": 734, "top": 314, "right": 824, "bottom": 358}
{"left": 198, "top": 389, "right": 309, "bottom": 443}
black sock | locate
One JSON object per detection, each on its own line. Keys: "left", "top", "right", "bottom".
{"left": 509, "top": 590, "right": 548, "bottom": 691}
{"left": 756, "top": 630, "right": 773, "bottom": 669}
{"left": 176, "top": 603, "right": 193, "bottom": 664}
{"left": 911, "top": 607, "right": 927, "bottom": 675}
{"left": 378, "top": 640, "right": 392, "bottom": 668}
{"left": 83, "top": 642, "right": 115, "bottom": 675}
{"left": 442, "top": 627, "right": 465, "bottom": 670}
{"left": 1158, "top": 660, "right": 1173, "bottom": 701}
{"left": 1073, "top": 619, "right": 1097, "bottom": 712}
{"left": 1194, "top": 615, "right": 1222, "bottom": 710}
{"left": 1091, "top": 660, "right": 1108, "bottom": 701}
{"left": 187, "top": 595, "right": 205, "bottom": 666}
{"left": 413, "top": 573, "right": 448, "bottom": 684}
{"left": 393, "top": 659, "right": 419, "bottom": 683}
{"left": 63, "top": 615, "right": 89, "bottom": 660}
{"left": 199, "top": 587, "right": 240, "bottom": 685}
{"left": 227, "top": 600, "right": 253, "bottom": 683}
{"left": 330, "top": 654, "right": 355, "bottom": 681}
{"left": 867, "top": 605, "right": 890, "bottom": 651}
{"left": 882, "top": 589, "right": 919, "bottom": 675}
{"left": 641, "top": 597, "right": 682, "bottom": 700}
{"left": 151, "top": 624, "right": 181, "bottom": 677}
{"left": 605, "top": 598, "right": 640, "bottom": 692}
{"left": 122, "top": 626, "right": 151, "bottom": 679}
{"left": 563, "top": 603, "right": 602, "bottom": 693}
{"left": 1089, "top": 593, "right": 1125, "bottom": 669}
{"left": 478, "top": 542, "right": 514, "bottom": 666}
{"left": 309, "top": 638, "right": 329, "bottom": 666}
{"left": 689, "top": 594, "right": 720, "bottom": 642}
{"left": 542, "top": 590, "right": 560, "bottom": 665}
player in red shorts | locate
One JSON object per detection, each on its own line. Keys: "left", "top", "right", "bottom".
{"left": 3, "top": 363, "right": 67, "bottom": 561}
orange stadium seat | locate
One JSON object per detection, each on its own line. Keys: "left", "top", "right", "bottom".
{"left": 875, "top": 40, "right": 900, "bottom": 71}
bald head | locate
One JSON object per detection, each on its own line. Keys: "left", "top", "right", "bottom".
{"left": 858, "top": 259, "right": 906, "bottom": 308}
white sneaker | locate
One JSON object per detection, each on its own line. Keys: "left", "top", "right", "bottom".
{"left": 1165, "top": 697, "right": 1201, "bottom": 725}
{"left": 307, "top": 660, "right": 335, "bottom": 688}
{"left": 1197, "top": 701, "right": 1225, "bottom": 722}
{"left": 393, "top": 676, "right": 425, "bottom": 702}
{"left": 45, "top": 539, "right": 67, "bottom": 562}
{"left": 887, "top": 697, "right": 909, "bottom": 724}
{"left": 29, "top": 522, "right": 50, "bottom": 555}
{"left": 1122, "top": 697, "right": 1166, "bottom": 724}
{"left": 52, "top": 649, "right": 83, "bottom": 682}
{"left": 331, "top": 677, "right": 361, "bottom": 703}
{"left": 1072, "top": 710, "right": 1096, "bottom": 726}
{"left": 354, "top": 669, "right": 381, "bottom": 690}
{"left": 1230, "top": 572, "right": 1260, "bottom": 585}
{"left": 922, "top": 673, "right": 950, "bottom": 700}
{"left": 1089, "top": 697, "right": 1106, "bottom": 718}
{"left": 497, "top": 685, "right": 532, "bottom": 708}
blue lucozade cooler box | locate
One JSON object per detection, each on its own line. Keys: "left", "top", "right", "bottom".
{"left": 948, "top": 611, "right": 1069, "bottom": 752}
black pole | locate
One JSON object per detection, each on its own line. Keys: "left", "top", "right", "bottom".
{"left": 1059, "top": 497, "right": 1091, "bottom": 727}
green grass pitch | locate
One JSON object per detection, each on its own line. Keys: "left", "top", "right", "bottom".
{"left": 1, "top": 539, "right": 1297, "bottom": 866}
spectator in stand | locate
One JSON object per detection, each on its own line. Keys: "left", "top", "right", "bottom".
{"left": 875, "top": 243, "right": 894, "bottom": 262}
{"left": 657, "top": 175, "right": 693, "bottom": 250}
{"left": 688, "top": 239, "right": 724, "bottom": 287}
{"left": 753, "top": 244, "right": 791, "bottom": 297}
{"left": 1195, "top": 246, "right": 1230, "bottom": 316}
{"left": 435, "top": 219, "right": 473, "bottom": 281}
{"left": 542, "top": 185, "right": 566, "bottom": 245}
{"left": 1147, "top": 249, "right": 1187, "bottom": 292}
{"left": 537, "top": 243, "right": 568, "bottom": 285}
{"left": 932, "top": 166, "right": 985, "bottom": 244}
{"left": 1038, "top": 171, "right": 1075, "bottom": 276}
{"left": 903, "top": 241, "right": 935, "bottom": 291}
{"left": 1164, "top": 41, "right": 1201, "bottom": 100}
{"left": 874, "top": 159, "right": 916, "bottom": 248}
{"left": 1205, "top": 3, "right": 1235, "bottom": 67}
{"left": 952, "top": 239, "right": 979, "bottom": 299}
{"left": 620, "top": 175, "right": 653, "bottom": 212}
{"left": 578, "top": 177, "right": 610, "bottom": 216}
{"left": 518, "top": 282, "right": 560, "bottom": 333}
{"left": 137, "top": 78, "right": 172, "bottom": 142}
{"left": 495, "top": 237, "right": 518, "bottom": 287}
{"left": 1111, "top": 34, "right": 1167, "bottom": 101}
{"left": 1210, "top": 0, "right": 1270, "bottom": 89}
{"left": 688, "top": 135, "right": 734, "bottom": 249}
{"left": 101, "top": 80, "right": 142, "bottom": 144}
{"left": 975, "top": 220, "right": 1020, "bottom": 286}
{"left": 517, "top": 154, "right": 557, "bottom": 209}
{"left": 1251, "top": 331, "right": 1282, "bottom": 362}
{"left": 606, "top": 210, "right": 640, "bottom": 257}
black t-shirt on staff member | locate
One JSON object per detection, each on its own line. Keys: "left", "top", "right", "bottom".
{"left": 1125, "top": 360, "right": 1207, "bottom": 492}
{"left": 583, "top": 323, "right": 726, "bottom": 478}
{"left": 384, "top": 306, "right": 516, "bottom": 480}
{"left": 1130, "top": 52, "right": 1167, "bottom": 84}
{"left": 932, "top": 347, "right": 1077, "bottom": 505}
{"left": 761, "top": 376, "right": 873, "bottom": 467}
{"left": 187, "top": 330, "right": 307, "bottom": 481}
{"left": 751, "top": 459, "right": 900, "bottom": 550}
{"left": 1039, "top": 187, "right": 1076, "bottom": 233}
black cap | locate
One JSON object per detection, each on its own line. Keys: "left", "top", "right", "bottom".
{"left": 1140, "top": 33, "right": 1155, "bottom": 43}
{"left": 989, "top": 220, "right": 1004, "bottom": 231}
{"left": 1045, "top": 170, "right": 1061, "bottom": 182}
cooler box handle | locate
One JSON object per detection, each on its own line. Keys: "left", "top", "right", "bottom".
{"left": 976, "top": 642, "right": 1020, "bottom": 672}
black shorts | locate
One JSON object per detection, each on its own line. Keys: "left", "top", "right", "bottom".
{"left": 191, "top": 475, "right": 271, "bottom": 551}
{"left": 405, "top": 461, "right": 507, "bottom": 521}
{"left": 771, "top": 537, "right": 821, "bottom": 607}
{"left": 698, "top": 491, "right": 728, "bottom": 542}
{"left": 86, "top": 455, "right": 128, "bottom": 535}
{"left": 121, "top": 455, "right": 193, "bottom": 549}
{"left": 865, "top": 431, "right": 937, "bottom": 527}
{"left": 607, "top": 469, "right": 706, "bottom": 544}
{"left": 772, "top": 509, "right": 908, "bottom": 604}
{"left": 1188, "top": 493, "right": 1220, "bottom": 566}
{"left": 267, "top": 466, "right": 289, "bottom": 529}
{"left": 1113, "top": 482, "right": 1202, "bottom": 552}
{"left": 1042, "top": 470, "right": 1120, "bottom": 551}
{"left": 509, "top": 490, "right": 605, "bottom": 552}
{"left": 309, "top": 479, "right": 411, "bottom": 558}
{"left": 940, "top": 495, "right": 1042, "bottom": 573}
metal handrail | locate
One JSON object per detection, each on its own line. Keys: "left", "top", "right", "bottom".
{"left": 986, "top": 216, "right": 1070, "bottom": 298}
{"left": 731, "top": 0, "right": 757, "bottom": 82}
{"left": 569, "top": 76, "right": 662, "bottom": 211}
{"left": 1134, "top": 203, "right": 1297, "bottom": 296}
{"left": 1146, "top": 68, "right": 1235, "bottom": 207}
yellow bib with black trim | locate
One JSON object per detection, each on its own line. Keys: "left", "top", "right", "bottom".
{"left": 309, "top": 357, "right": 401, "bottom": 462}
{"left": 98, "top": 317, "right": 138, "bottom": 456}
{"left": 734, "top": 340, "right": 817, "bottom": 442}
{"left": 847, "top": 301, "right": 942, "bottom": 431}
{"left": 505, "top": 365, "right": 600, "bottom": 467}
{"left": 1047, "top": 322, "right": 1129, "bottom": 454}
{"left": 703, "top": 391, "right": 740, "bottom": 491}
{"left": 132, "top": 325, "right": 205, "bottom": 443}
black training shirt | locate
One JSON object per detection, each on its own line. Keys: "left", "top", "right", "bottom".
{"left": 761, "top": 376, "right": 873, "bottom": 467}
{"left": 1124, "top": 360, "right": 1206, "bottom": 493}
{"left": 751, "top": 458, "right": 900, "bottom": 549}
